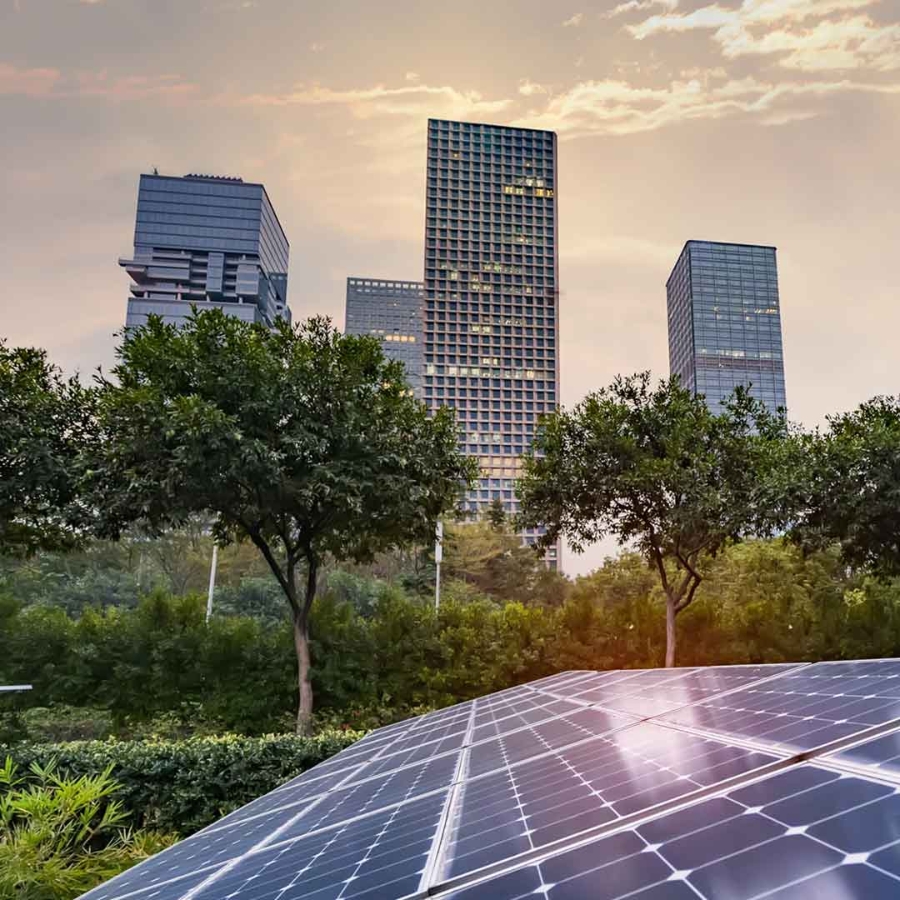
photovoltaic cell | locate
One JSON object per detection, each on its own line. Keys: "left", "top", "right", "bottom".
{"left": 206, "top": 764, "right": 365, "bottom": 832}
{"left": 546, "top": 664, "right": 802, "bottom": 718}
{"left": 84, "top": 659, "right": 900, "bottom": 900}
{"left": 467, "top": 706, "right": 635, "bottom": 778}
{"left": 444, "top": 763, "right": 900, "bottom": 899}
{"left": 440, "top": 721, "right": 781, "bottom": 882}
{"left": 825, "top": 722, "right": 900, "bottom": 782}
{"left": 190, "top": 791, "right": 448, "bottom": 900}
{"left": 661, "top": 659, "right": 900, "bottom": 752}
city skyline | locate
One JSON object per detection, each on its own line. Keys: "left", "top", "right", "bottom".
{"left": 4, "top": 0, "right": 900, "bottom": 574}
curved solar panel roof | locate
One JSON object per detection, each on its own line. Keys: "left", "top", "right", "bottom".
{"left": 81, "top": 660, "right": 900, "bottom": 900}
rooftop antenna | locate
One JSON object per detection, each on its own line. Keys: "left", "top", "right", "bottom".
{"left": 152, "top": 166, "right": 159, "bottom": 175}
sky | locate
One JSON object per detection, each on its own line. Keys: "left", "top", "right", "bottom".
{"left": 2, "top": 0, "right": 899, "bottom": 575}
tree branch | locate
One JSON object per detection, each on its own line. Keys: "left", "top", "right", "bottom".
{"left": 245, "top": 525, "right": 298, "bottom": 615}
{"left": 675, "top": 572, "right": 702, "bottom": 614}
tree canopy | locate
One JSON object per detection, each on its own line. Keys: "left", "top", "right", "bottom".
{"left": 791, "top": 395, "right": 900, "bottom": 577}
{"left": 518, "top": 372, "right": 791, "bottom": 665}
{"left": 0, "top": 342, "right": 95, "bottom": 558}
{"left": 85, "top": 310, "right": 476, "bottom": 730}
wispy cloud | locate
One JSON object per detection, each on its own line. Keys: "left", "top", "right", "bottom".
{"left": 517, "top": 73, "right": 900, "bottom": 136}
{"left": 405, "top": 71, "right": 420, "bottom": 82}
{"left": 233, "top": 82, "right": 511, "bottom": 120}
{"left": 519, "top": 78, "right": 549, "bottom": 96}
{"left": 0, "top": 62, "right": 196, "bottom": 100}
{"left": 309, "top": 41, "right": 326, "bottom": 53}
{"left": 604, "top": 0, "right": 679, "bottom": 18}
{"left": 0, "top": 62, "right": 60, "bottom": 96}
{"left": 629, "top": 0, "right": 900, "bottom": 71}
{"left": 562, "top": 12, "right": 584, "bottom": 27}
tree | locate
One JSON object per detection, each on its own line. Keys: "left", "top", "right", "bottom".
{"left": 0, "top": 342, "right": 95, "bottom": 558}
{"left": 791, "top": 396, "right": 900, "bottom": 578}
{"left": 518, "top": 373, "right": 790, "bottom": 666}
{"left": 85, "top": 310, "right": 475, "bottom": 732}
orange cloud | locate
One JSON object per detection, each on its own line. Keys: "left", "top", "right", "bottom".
{"left": 0, "top": 62, "right": 195, "bottom": 100}
{"left": 0, "top": 62, "right": 60, "bottom": 96}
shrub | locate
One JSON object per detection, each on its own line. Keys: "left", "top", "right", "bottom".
{"left": 0, "top": 757, "right": 173, "bottom": 900}
{"left": 2, "top": 731, "right": 364, "bottom": 837}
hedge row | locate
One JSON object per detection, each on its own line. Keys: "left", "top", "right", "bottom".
{"left": 2, "top": 730, "right": 364, "bottom": 836}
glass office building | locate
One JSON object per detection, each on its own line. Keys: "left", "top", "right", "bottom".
{"left": 667, "top": 240, "right": 787, "bottom": 417}
{"left": 120, "top": 173, "right": 290, "bottom": 329}
{"left": 423, "top": 118, "right": 560, "bottom": 568}
{"left": 344, "top": 278, "right": 424, "bottom": 396}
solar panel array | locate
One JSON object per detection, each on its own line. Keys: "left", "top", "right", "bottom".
{"left": 81, "top": 660, "right": 900, "bottom": 900}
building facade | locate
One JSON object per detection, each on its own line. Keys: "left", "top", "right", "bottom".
{"left": 667, "top": 240, "right": 786, "bottom": 417}
{"left": 344, "top": 278, "right": 424, "bottom": 395}
{"left": 120, "top": 173, "right": 290, "bottom": 329}
{"left": 423, "top": 118, "right": 560, "bottom": 568}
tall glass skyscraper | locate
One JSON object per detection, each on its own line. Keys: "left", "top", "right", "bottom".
{"left": 344, "top": 278, "right": 424, "bottom": 395}
{"left": 120, "top": 173, "right": 290, "bottom": 329}
{"left": 667, "top": 240, "right": 787, "bottom": 416}
{"left": 423, "top": 119, "right": 559, "bottom": 568}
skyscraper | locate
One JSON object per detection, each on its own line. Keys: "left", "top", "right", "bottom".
{"left": 423, "top": 118, "right": 560, "bottom": 568}
{"left": 344, "top": 278, "right": 424, "bottom": 395}
{"left": 120, "top": 173, "right": 290, "bottom": 329}
{"left": 667, "top": 240, "right": 787, "bottom": 416}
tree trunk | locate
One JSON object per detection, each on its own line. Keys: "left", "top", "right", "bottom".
{"left": 293, "top": 611, "right": 314, "bottom": 735}
{"left": 665, "top": 597, "right": 677, "bottom": 668}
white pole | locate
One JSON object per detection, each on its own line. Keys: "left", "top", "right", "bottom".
{"left": 434, "top": 521, "right": 443, "bottom": 612}
{"left": 206, "top": 544, "right": 218, "bottom": 623}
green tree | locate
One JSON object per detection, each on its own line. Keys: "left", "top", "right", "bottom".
{"left": 0, "top": 343, "right": 94, "bottom": 558}
{"left": 792, "top": 396, "right": 900, "bottom": 577}
{"left": 518, "top": 373, "right": 789, "bottom": 666}
{"left": 85, "top": 311, "right": 475, "bottom": 732}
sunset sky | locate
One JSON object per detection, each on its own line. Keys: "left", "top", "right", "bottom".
{"left": 2, "top": 0, "right": 899, "bottom": 573}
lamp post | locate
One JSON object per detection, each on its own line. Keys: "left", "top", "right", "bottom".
{"left": 206, "top": 544, "right": 218, "bottom": 623}
{"left": 434, "top": 521, "right": 443, "bottom": 612}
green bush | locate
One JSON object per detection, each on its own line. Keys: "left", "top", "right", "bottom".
{"left": 0, "top": 757, "right": 173, "bottom": 900}
{"left": 2, "top": 731, "right": 363, "bottom": 837}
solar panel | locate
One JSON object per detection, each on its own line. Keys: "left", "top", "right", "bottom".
{"left": 443, "top": 764, "right": 900, "bottom": 899}
{"left": 81, "top": 659, "right": 900, "bottom": 900}
{"left": 661, "top": 659, "right": 900, "bottom": 752}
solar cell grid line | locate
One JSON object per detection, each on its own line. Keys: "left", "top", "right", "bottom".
{"left": 661, "top": 658, "right": 900, "bottom": 755}
{"left": 578, "top": 663, "right": 806, "bottom": 719}
{"left": 436, "top": 762, "right": 900, "bottom": 900}
{"left": 433, "top": 720, "right": 783, "bottom": 887}
{"left": 79, "top": 863, "right": 226, "bottom": 900}
{"left": 467, "top": 705, "right": 637, "bottom": 779}
{"left": 530, "top": 668, "right": 665, "bottom": 705}
{"left": 266, "top": 751, "right": 462, "bottom": 847}
{"left": 206, "top": 764, "right": 368, "bottom": 833}
{"left": 180, "top": 790, "right": 449, "bottom": 900}
{"left": 470, "top": 697, "right": 588, "bottom": 744}
{"left": 80, "top": 793, "right": 320, "bottom": 900}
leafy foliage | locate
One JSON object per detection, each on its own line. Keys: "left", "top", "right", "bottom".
{"left": 0, "top": 757, "right": 172, "bottom": 900}
{"left": 518, "top": 373, "right": 790, "bottom": 664}
{"left": 792, "top": 395, "right": 900, "bottom": 577}
{"left": 5, "top": 541, "right": 900, "bottom": 742}
{"left": 86, "top": 310, "right": 476, "bottom": 730}
{"left": 0, "top": 343, "right": 95, "bottom": 559}
{"left": 2, "top": 733, "right": 362, "bottom": 838}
